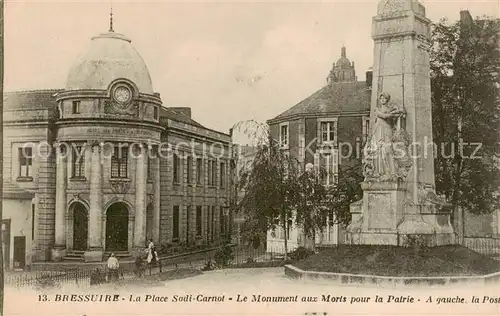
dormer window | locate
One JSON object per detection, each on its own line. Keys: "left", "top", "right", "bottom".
{"left": 279, "top": 122, "right": 289, "bottom": 148}
{"left": 72, "top": 101, "right": 80, "bottom": 114}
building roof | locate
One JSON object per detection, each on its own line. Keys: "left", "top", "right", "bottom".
{"left": 159, "top": 106, "right": 205, "bottom": 128}
{"left": 66, "top": 31, "right": 154, "bottom": 94}
{"left": 4, "top": 89, "right": 61, "bottom": 110}
{"left": 2, "top": 182, "right": 34, "bottom": 200}
{"left": 270, "top": 82, "right": 371, "bottom": 122}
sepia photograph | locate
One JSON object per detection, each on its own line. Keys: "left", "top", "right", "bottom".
{"left": 0, "top": 0, "right": 499, "bottom": 315}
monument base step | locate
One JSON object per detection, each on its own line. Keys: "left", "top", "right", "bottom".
{"left": 348, "top": 231, "right": 456, "bottom": 246}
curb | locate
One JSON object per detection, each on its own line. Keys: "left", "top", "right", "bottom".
{"left": 284, "top": 264, "right": 500, "bottom": 287}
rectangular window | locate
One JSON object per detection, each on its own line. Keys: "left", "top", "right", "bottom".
{"left": 72, "top": 101, "right": 80, "bottom": 114}
{"left": 219, "top": 162, "right": 225, "bottom": 188}
{"left": 220, "top": 207, "right": 225, "bottom": 237}
{"left": 212, "top": 161, "right": 217, "bottom": 186}
{"left": 196, "top": 158, "right": 203, "bottom": 185}
{"left": 321, "top": 121, "right": 336, "bottom": 142}
{"left": 206, "top": 206, "right": 211, "bottom": 241}
{"left": 186, "top": 206, "right": 191, "bottom": 244}
{"left": 71, "top": 146, "right": 85, "bottom": 178}
{"left": 328, "top": 210, "right": 335, "bottom": 227}
{"left": 319, "top": 151, "right": 338, "bottom": 186}
{"left": 280, "top": 123, "right": 289, "bottom": 147}
{"left": 19, "top": 147, "right": 33, "bottom": 178}
{"left": 186, "top": 156, "right": 193, "bottom": 184}
{"left": 153, "top": 107, "right": 158, "bottom": 120}
{"left": 208, "top": 160, "right": 217, "bottom": 186}
{"left": 211, "top": 206, "right": 215, "bottom": 242}
{"left": 31, "top": 204, "right": 35, "bottom": 241}
{"left": 173, "top": 154, "right": 180, "bottom": 183}
{"left": 147, "top": 157, "right": 152, "bottom": 181}
{"left": 172, "top": 206, "right": 180, "bottom": 240}
{"left": 196, "top": 206, "right": 202, "bottom": 237}
{"left": 111, "top": 146, "right": 128, "bottom": 178}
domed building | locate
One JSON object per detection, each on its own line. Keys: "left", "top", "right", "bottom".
{"left": 2, "top": 21, "right": 234, "bottom": 268}
{"left": 266, "top": 47, "right": 371, "bottom": 251}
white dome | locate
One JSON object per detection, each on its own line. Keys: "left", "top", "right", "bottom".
{"left": 66, "top": 32, "right": 154, "bottom": 94}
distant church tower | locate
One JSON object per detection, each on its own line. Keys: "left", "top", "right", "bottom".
{"left": 327, "top": 46, "right": 357, "bottom": 85}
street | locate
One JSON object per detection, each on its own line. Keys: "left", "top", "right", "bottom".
{"left": 5, "top": 267, "right": 500, "bottom": 316}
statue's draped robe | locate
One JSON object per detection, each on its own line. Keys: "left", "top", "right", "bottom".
{"left": 366, "top": 103, "right": 401, "bottom": 178}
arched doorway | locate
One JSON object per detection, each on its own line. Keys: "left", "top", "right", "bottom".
{"left": 72, "top": 202, "right": 88, "bottom": 250}
{"left": 105, "top": 203, "right": 129, "bottom": 251}
{"left": 146, "top": 204, "right": 153, "bottom": 241}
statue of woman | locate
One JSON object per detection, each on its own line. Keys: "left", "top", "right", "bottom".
{"left": 365, "top": 93, "right": 405, "bottom": 179}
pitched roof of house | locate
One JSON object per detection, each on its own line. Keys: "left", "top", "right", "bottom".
{"left": 159, "top": 106, "right": 205, "bottom": 128}
{"left": 4, "top": 89, "right": 62, "bottom": 110}
{"left": 269, "top": 82, "right": 371, "bottom": 122}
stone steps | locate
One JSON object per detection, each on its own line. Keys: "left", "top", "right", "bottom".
{"left": 62, "top": 250, "right": 132, "bottom": 262}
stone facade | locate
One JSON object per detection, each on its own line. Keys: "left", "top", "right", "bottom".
{"left": 266, "top": 47, "right": 371, "bottom": 251}
{"left": 2, "top": 27, "right": 233, "bottom": 267}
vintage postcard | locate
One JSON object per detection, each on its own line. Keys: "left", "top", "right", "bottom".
{"left": 1, "top": 0, "right": 500, "bottom": 315}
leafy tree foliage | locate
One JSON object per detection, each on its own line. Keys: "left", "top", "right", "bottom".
{"left": 234, "top": 121, "right": 330, "bottom": 256}
{"left": 430, "top": 16, "right": 500, "bottom": 216}
{"left": 323, "top": 163, "right": 364, "bottom": 228}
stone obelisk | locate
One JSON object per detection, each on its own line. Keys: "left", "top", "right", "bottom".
{"left": 347, "top": 0, "right": 455, "bottom": 246}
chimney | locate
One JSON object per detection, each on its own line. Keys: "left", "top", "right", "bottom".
{"left": 170, "top": 107, "right": 192, "bottom": 118}
{"left": 366, "top": 70, "right": 373, "bottom": 88}
{"left": 460, "top": 10, "right": 473, "bottom": 25}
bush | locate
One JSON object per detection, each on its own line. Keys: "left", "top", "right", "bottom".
{"left": 402, "top": 234, "right": 430, "bottom": 254}
{"left": 214, "top": 244, "right": 234, "bottom": 267}
{"left": 201, "top": 260, "right": 216, "bottom": 271}
{"left": 35, "top": 276, "right": 60, "bottom": 290}
{"left": 288, "top": 247, "right": 315, "bottom": 261}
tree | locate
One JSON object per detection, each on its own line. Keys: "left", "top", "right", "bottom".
{"left": 323, "top": 163, "right": 364, "bottom": 229}
{"left": 430, "top": 16, "right": 500, "bottom": 235}
{"left": 234, "top": 120, "right": 329, "bottom": 258}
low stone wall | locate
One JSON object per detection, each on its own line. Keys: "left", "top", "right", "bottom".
{"left": 284, "top": 265, "right": 500, "bottom": 287}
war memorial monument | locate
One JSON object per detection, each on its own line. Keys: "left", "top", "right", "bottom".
{"left": 347, "top": 0, "right": 455, "bottom": 246}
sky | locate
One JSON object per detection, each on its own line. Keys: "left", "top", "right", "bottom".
{"left": 4, "top": 0, "right": 499, "bottom": 136}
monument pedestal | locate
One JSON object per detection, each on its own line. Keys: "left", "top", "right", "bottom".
{"left": 348, "top": 181, "right": 405, "bottom": 245}
{"left": 347, "top": 180, "right": 455, "bottom": 246}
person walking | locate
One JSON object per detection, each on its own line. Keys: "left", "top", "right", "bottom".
{"left": 106, "top": 253, "right": 119, "bottom": 282}
{"left": 147, "top": 239, "right": 157, "bottom": 263}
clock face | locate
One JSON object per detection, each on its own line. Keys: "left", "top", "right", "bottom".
{"left": 113, "top": 86, "right": 132, "bottom": 104}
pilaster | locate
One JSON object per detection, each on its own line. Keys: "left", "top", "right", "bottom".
{"left": 134, "top": 143, "right": 147, "bottom": 249}
{"left": 153, "top": 145, "right": 161, "bottom": 244}
{"left": 85, "top": 140, "right": 103, "bottom": 262}
{"left": 51, "top": 142, "right": 68, "bottom": 261}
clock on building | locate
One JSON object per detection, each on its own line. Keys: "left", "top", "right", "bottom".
{"left": 113, "top": 85, "right": 132, "bottom": 105}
